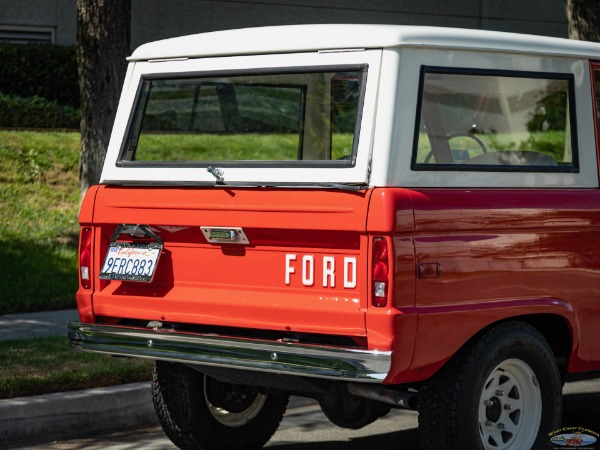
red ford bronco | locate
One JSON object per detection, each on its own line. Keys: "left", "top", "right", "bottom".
{"left": 69, "top": 24, "right": 600, "bottom": 449}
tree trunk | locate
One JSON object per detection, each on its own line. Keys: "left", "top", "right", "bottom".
{"left": 76, "top": 0, "right": 131, "bottom": 197}
{"left": 565, "top": 0, "right": 600, "bottom": 42}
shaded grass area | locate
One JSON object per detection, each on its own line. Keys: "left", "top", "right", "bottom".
{"left": 0, "top": 336, "right": 153, "bottom": 399}
{"left": 0, "top": 131, "right": 154, "bottom": 398}
{"left": 0, "top": 130, "right": 80, "bottom": 314}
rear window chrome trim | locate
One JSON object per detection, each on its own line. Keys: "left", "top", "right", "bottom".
{"left": 118, "top": 64, "right": 369, "bottom": 169}
{"left": 101, "top": 180, "right": 367, "bottom": 191}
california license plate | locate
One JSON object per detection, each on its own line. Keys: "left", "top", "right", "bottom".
{"left": 99, "top": 242, "right": 162, "bottom": 282}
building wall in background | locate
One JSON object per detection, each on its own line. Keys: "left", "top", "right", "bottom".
{"left": 0, "top": 0, "right": 568, "bottom": 48}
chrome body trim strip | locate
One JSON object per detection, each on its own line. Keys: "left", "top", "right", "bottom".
{"left": 68, "top": 322, "right": 391, "bottom": 383}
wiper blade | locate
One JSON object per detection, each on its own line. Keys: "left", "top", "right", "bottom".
{"left": 304, "top": 183, "right": 364, "bottom": 191}
{"left": 252, "top": 182, "right": 366, "bottom": 192}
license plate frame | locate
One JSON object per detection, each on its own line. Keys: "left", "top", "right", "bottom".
{"left": 99, "top": 241, "right": 163, "bottom": 283}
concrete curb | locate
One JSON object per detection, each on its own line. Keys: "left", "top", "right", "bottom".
{"left": 0, "top": 382, "right": 158, "bottom": 446}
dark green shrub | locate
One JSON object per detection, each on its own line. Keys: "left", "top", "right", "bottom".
{"left": 0, "top": 93, "right": 80, "bottom": 129}
{"left": 0, "top": 43, "right": 79, "bottom": 108}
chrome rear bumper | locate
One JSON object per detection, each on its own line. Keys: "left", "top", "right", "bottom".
{"left": 68, "top": 322, "right": 391, "bottom": 383}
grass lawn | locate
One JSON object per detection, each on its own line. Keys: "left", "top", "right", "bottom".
{"left": 135, "top": 132, "right": 354, "bottom": 161}
{"left": 414, "top": 131, "right": 570, "bottom": 164}
{"left": 0, "top": 336, "right": 152, "bottom": 399}
{"left": 0, "top": 130, "right": 154, "bottom": 397}
{"left": 0, "top": 130, "right": 80, "bottom": 314}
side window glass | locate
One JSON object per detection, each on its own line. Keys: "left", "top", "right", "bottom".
{"left": 412, "top": 68, "right": 577, "bottom": 172}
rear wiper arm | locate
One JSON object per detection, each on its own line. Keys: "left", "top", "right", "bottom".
{"left": 206, "top": 166, "right": 225, "bottom": 183}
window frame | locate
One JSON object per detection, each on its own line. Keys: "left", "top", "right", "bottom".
{"left": 116, "top": 65, "right": 368, "bottom": 170}
{"left": 410, "top": 66, "right": 580, "bottom": 174}
{"left": 590, "top": 61, "right": 600, "bottom": 180}
{"left": 101, "top": 49, "right": 382, "bottom": 186}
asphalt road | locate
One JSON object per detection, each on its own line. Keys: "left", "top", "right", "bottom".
{"left": 10, "top": 380, "right": 600, "bottom": 450}
{"left": 10, "top": 403, "right": 419, "bottom": 450}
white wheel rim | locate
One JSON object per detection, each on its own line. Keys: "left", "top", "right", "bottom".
{"left": 204, "top": 377, "right": 267, "bottom": 427}
{"left": 478, "top": 359, "right": 542, "bottom": 450}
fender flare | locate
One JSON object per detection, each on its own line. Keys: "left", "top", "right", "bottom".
{"left": 389, "top": 297, "right": 578, "bottom": 384}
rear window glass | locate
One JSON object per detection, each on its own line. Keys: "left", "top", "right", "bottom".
{"left": 412, "top": 68, "right": 577, "bottom": 172}
{"left": 120, "top": 68, "right": 366, "bottom": 167}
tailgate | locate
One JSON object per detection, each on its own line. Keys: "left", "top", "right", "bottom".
{"left": 87, "top": 185, "right": 372, "bottom": 339}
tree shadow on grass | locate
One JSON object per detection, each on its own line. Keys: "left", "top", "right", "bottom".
{"left": 266, "top": 428, "right": 419, "bottom": 450}
{"left": 267, "top": 407, "right": 420, "bottom": 450}
{"left": 0, "top": 237, "right": 78, "bottom": 314}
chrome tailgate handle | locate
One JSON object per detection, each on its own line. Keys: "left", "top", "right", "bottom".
{"left": 200, "top": 226, "right": 250, "bottom": 245}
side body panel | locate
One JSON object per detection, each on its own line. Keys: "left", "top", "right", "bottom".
{"left": 365, "top": 188, "right": 600, "bottom": 383}
{"left": 405, "top": 189, "right": 600, "bottom": 381}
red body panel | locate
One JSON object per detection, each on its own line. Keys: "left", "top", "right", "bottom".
{"left": 76, "top": 185, "right": 99, "bottom": 324}
{"left": 82, "top": 186, "right": 374, "bottom": 339}
{"left": 367, "top": 187, "right": 600, "bottom": 383}
{"left": 78, "top": 185, "right": 600, "bottom": 385}
{"left": 408, "top": 188, "right": 600, "bottom": 377}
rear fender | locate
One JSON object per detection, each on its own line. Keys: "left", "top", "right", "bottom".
{"left": 397, "top": 298, "right": 578, "bottom": 384}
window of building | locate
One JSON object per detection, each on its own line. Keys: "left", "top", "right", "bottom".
{"left": 0, "top": 26, "right": 54, "bottom": 44}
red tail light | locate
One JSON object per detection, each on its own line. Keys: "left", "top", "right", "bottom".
{"left": 372, "top": 237, "right": 389, "bottom": 307}
{"left": 79, "top": 227, "right": 92, "bottom": 289}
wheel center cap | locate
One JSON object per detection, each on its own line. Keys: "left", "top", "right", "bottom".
{"left": 485, "top": 397, "right": 502, "bottom": 422}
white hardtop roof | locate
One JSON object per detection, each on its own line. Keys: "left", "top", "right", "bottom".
{"left": 129, "top": 24, "right": 600, "bottom": 62}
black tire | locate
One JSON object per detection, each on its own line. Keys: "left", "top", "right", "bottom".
{"left": 152, "top": 361, "right": 289, "bottom": 450}
{"left": 418, "top": 321, "right": 562, "bottom": 450}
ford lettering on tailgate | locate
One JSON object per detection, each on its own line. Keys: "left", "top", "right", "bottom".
{"left": 285, "top": 254, "right": 357, "bottom": 288}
